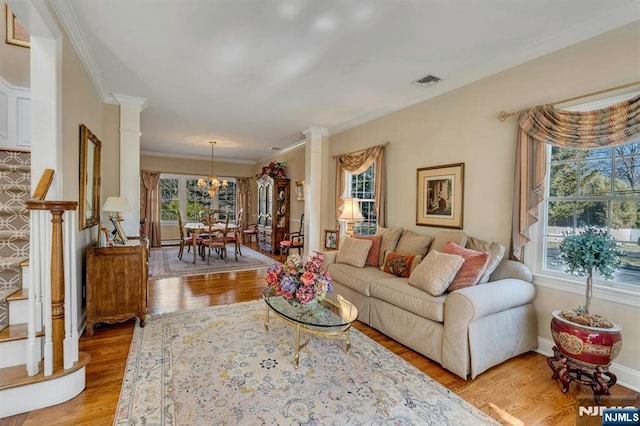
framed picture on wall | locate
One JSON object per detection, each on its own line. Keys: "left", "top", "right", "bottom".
{"left": 295, "top": 181, "right": 304, "bottom": 201}
{"left": 5, "top": 5, "right": 30, "bottom": 48}
{"left": 416, "top": 163, "right": 464, "bottom": 229}
{"left": 323, "top": 229, "right": 339, "bottom": 251}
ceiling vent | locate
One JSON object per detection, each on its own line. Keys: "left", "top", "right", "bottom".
{"left": 412, "top": 74, "right": 442, "bottom": 88}
{"left": 268, "top": 147, "right": 281, "bottom": 151}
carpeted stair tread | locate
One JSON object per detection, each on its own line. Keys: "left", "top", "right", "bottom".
{"left": 0, "top": 183, "right": 30, "bottom": 193}
{"left": 0, "top": 163, "right": 31, "bottom": 172}
{"left": 0, "top": 256, "right": 27, "bottom": 270}
{"left": 0, "top": 230, "right": 29, "bottom": 239}
{"left": 0, "top": 205, "right": 28, "bottom": 215}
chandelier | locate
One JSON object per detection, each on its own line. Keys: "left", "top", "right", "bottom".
{"left": 197, "top": 141, "right": 228, "bottom": 197}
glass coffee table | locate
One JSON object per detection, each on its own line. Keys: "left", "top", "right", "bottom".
{"left": 262, "top": 287, "right": 358, "bottom": 368}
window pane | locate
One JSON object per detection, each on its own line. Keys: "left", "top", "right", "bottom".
{"left": 218, "top": 181, "right": 237, "bottom": 220}
{"left": 614, "top": 155, "right": 640, "bottom": 197}
{"left": 160, "top": 178, "right": 179, "bottom": 220}
{"left": 576, "top": 201, "right": 607, "bottom": 228}
{"left": 547, "top": 201, "right": 574, "bottom": 227}
{"left": 611, "top": 201, "right": 639, "bottom": 229}
{"left": 613, "top": 242, "right": 640, "bottom": 286}
{"left": 549, "top": 163, "right": 577, "bottom": 197}
{"left": 579, "top": 159, "right": 611, "bottom": 196}
{"left": 347, "top": 164, "right": 377, "bottom": 235}
{"left": 186, "top": 179, "right": 207, "bottom": 220}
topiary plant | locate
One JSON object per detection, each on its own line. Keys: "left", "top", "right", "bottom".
{"left": 558, "top": 227, "right": 622, "bottom": 323}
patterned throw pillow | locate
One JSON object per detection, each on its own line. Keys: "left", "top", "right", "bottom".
{"left": 335, "top": 237, "right": 373, "bottom": 268}
{"left": 375, "top": 227, "right": 404, "bottom": 267}
{"left": 443, "top": 241, "right": 490, "bottom": 291}
{"left": 353, "top": 234, "right": 383, "bottom": 267}
{"left": 380, "top": 251, "right": 423, "bottom": 278}
{"left": 408, "top": 250, "right": 465, "bottom": 297}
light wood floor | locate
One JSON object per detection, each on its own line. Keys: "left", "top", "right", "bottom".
{"left": 4, "top": 245, "right": 638, "bottom": 426}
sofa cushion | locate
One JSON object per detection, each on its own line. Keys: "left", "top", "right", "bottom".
{"left": 443, "top": 241, "right": 490, "bottom": 291}
{"left": 327, "top": 263, "right": 392, "bottom": 297}
{"left": 395, "top": 230, "right": 433, "bottom": 256}
{"left": 375, "top": 227, "right": 404, "bottom": 266}
{"left": 369, "top": 277, "right": 447, "bottom": 322}
{"left": 465, "top": 236, "right": 506, "bottom": 284}
{"left": 429, "top": 230, "right": 467, "bottom": 253}
{"left": 335, "top": 237, "right": 372, "bottom": 268}
{"left": 408, "top": 250, "right": 464, "bottom": 296}
{"left": 353, "top": 234, "right": 383, "bottom": 267}
{"left": 380, "top": 251, "right": 422, "bottom": 278}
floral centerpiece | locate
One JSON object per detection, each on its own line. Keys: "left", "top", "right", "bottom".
{"left": 265, "top": 253, "right": 333, "bottom": 306}
{"left": 257, "top": 161, "right": 287, "bottom": 179}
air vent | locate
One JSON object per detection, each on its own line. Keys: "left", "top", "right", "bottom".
{"left": 412, "top": 74, "right": 442, "bottom": 87}
{"left": 268, "top": 147, "right": 281, "bottom": 151}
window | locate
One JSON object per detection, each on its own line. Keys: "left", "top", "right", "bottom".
{"left": 159, "top": 174, "right": 236, "bottom": 223}
{"left": 346, "top": 163, "right": 377, "bottom": 235}
{"left": 542, "top": 141, "right": 640, "bottom": 288}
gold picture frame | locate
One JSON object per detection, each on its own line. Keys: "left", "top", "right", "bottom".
{"left": 79, "top": 124, "right": 102, "bottom": 230}
{"left": 416, "top": 163, "right": 464, "bottom": 229}
{"left": 5, "top": 5, "right": 29, "bottom": 48}
{"left": 323, "top": 229, "right": 339, "bottom": 251}
{"left": 295, "top": 180, "right": 304, "bottom": 201}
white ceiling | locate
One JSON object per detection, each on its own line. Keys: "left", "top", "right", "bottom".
{"left": 50, "top": 0, "right": 640, "bottom": 163}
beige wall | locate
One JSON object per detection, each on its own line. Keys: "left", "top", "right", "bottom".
{"left": 327, "top": 22, "right": 640, "bottom": 376}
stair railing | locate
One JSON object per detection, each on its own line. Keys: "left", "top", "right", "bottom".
{"left": 25, "top": 169, "right": 79, "bottom": 376}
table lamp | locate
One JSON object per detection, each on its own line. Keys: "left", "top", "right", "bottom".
{"left": 339, "top": 197, "right": 364, "bottom": 236}
{"left": 102, "top": 196, "right": 131, "bottom": 221}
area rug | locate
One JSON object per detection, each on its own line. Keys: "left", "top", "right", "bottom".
{"left": 114, "top": 300, "right": 498, "bottom": 425}
{"left": 148, "top": 246, "right": 279, "bottom": 279}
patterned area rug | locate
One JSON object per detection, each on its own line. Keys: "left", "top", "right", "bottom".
{"left": 114, "top": 301, "right": 498, "bottom": 425}
{"left": 148, "top": 246, "right": 279, "bottom": 278}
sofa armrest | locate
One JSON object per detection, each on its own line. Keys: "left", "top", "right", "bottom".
{"left": 447, "top": 279, "right": 536, "bottom": 321}
{"left": 489, "top": 259, "right": 532, "bottom": 282}
{"left": 442, "top": 279, "right": 536, "bottom": 378}
{"left": 321, "top": 251, "right": 338, "bottom": 271}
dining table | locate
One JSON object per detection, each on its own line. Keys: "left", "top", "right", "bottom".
{"left": 184, "top": 222, "right": 238, "bottom": 264}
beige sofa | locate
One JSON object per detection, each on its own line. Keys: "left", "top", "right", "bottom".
{"left": 323, "top": 228, "right": 537, "bottom": 379}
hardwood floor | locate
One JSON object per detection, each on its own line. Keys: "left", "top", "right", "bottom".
{"left": 5, "top": 245, "right": 638, "bottom": 425}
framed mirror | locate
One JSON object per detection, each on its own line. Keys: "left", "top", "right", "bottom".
{"left": 79, "top": 124, "right": 102, "bottom": 229}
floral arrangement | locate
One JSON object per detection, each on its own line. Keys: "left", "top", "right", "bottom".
{"left": 257, "top": 161, "right": 287, "bottom": 179}
{"left": 265, "top": 253, "right": 333, "bottom": 305}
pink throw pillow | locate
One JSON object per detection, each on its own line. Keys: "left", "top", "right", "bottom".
{"left": 442, "top": 241, "right": 490, "bottom": 291}
{"left": 353, "top": 234, "right": 382, "bottom": 267}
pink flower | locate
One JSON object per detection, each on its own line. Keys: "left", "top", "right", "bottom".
{"left": 266, "top": 271, "right": 279, "bottom": 286}
{"left": 300, "top": 271, "right": 316, "bottom": 286}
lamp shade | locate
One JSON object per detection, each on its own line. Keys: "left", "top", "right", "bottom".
{"left": 102, "top": 196, "right": 131, "bottom": 213}
{"left": 338, "top": 197, "right": 364, "bottom": 222}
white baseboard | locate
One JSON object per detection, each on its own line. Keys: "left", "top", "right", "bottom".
{"left": 536, "top": 336, "right": 640, "bottom": 392}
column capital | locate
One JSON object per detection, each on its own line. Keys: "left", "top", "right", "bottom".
{"left": 112, "top": 94, "right": 147, "bottom": 111}
{"left": 302, "top": 126, "right": 329, "bottom": 137}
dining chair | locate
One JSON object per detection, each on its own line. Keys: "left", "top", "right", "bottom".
{"left": 199, "top": 216, "right": 230, "bottom": 263}
{"left": 177, "top": 210, "right": 202, "bottom": 263}
{"left": 280, "top": 213, "right": 304, "bottom": 260}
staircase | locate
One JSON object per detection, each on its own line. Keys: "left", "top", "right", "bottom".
{"left": 0, "top": 149, "right": 90, "bottom": 419}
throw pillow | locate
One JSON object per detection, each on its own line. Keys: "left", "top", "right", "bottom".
{"left": 443, "top": 241, "right": 490, "bottom": 291}
{"left": 376, "top": 227, "right": 404, "bottom": 267}
{"left": 380, "top": 251, "right": 423, "bottom": 278}
{"left": 395, "top": 230, "right": 433, "bottom": 256}
{"left": 408, "top": 250, "right": 465, "bottom": 297}
{"left": 429, "top": 230, "right": 467, "bottom": 253}
{"left": 353, "top": 234, "right": 383, "bottom": 267}
{"left": 335, "top": 237, "right": 373, "bottom": 268}
{"left": 465, "top": 236, "right": 506, "bottom": 283}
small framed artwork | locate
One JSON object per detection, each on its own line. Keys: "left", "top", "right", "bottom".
{"left": 416, "top": 163, "right": 464, "bottom": 229}
{"left": 323, "top": 229, "right": 339, "bottom": 251}
{"left": 5, "top": 5, "right": 30, "bottom": 48}
{"left": 295, "top": 180, "right": 304, "bottom": 201}
{"left": 111, "top": 217, "right": 128, "bottom": 245}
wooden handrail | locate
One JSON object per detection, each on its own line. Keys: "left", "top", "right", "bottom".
{"left": 31, "top": 169, "right": 55, "bottom": 200}
{"left": 25, "top": 200, "right": 77, "bottom": 211}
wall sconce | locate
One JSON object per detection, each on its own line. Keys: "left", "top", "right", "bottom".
{"left": 338, "top": 197, "right": 364, "bottom": 236}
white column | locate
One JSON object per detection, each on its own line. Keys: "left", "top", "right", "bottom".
{"left": 302, "top": 127, "right": 328, "bottom": 256}
{"left": 113, "top": 94, "right": 146, "bottom": 237}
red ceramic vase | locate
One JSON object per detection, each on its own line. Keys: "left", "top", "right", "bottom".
{"left": 550, "top": 310, "right": 623, "bottom": 367}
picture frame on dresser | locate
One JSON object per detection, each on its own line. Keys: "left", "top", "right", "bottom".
{"left": 111, "top": 217, "right": 128, "bottom": 244}
{"left": 416, "top": 162, "right": 464, "bottom": 229}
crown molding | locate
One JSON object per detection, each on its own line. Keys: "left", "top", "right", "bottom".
{"left": 50, "top": 0, "right": 112, "bottom": 103}
{"left": 257, "top": 139, "right": 305, "bottom": 163}
{"left": 112, "top": 94, "right": 147, "bottom": 111}
{"left": 140, "top": 150, "right": 256, "bottom": 165}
